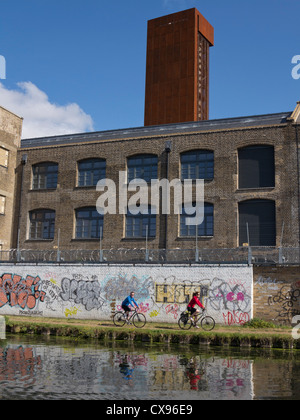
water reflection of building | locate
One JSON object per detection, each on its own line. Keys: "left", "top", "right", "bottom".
{"left": 253, "top": 356, "right": 299, "bottom": 399}
{"left": 0, "top": 346, "right": 41, "bottom": 383}
{"left": 150, "top": 355, "right": 253, "bottom": 400}
{"left": 1, "top": 342, "right": 300, "bottom": 399}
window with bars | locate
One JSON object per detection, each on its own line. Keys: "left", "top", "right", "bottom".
{"left": 181, "top": 150, "right": 214, "bottom": 181}
{"left": 29, "top": 209, "right": 55, "bottom": 240}
{"left": 180, "top": 203, "right": 214, "bottom": 237}
{"left": 127, "top": 154, "right": 158, "bottom": 183}
{"left": 75, "top": 207, "right": 103, "bottom": 239}
{"left": 32, "top": 162, "right": 58, "bottom": 190}
{"left": 78, "top": 158, "right": 106, "bottom": 187}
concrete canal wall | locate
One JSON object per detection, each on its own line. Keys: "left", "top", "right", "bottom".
{"left": 0, "top": 264, "right": 253, "bottom": 325}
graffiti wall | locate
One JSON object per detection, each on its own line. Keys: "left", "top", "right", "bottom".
{"left": 253, "top": 266, "right": 300, "bottom": 325}
{"left": 0, "top": 264, "right": 253, "bottom": 325}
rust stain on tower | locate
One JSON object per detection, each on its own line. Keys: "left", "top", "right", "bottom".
{"left": 144, "top": 8, "right": 214, "bottom": 126}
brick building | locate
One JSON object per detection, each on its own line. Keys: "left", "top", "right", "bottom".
{"left": 0, "top": 106, "right": 23, "bottom": 250}
{"left": 11, "top": 104, "right": 300, "bottom": 255}
{"left": 1, "top": 8, "right": 300, "bottom": 262}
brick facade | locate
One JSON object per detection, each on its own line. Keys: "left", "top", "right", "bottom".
{"left": 253, "top": 265, "right": 300, "bottom": 324}
{"left": 12, "top": 110, "right": 300, "bottom": 253}
{"left": 0, "top": 107, "right": 23, "bottom": 250}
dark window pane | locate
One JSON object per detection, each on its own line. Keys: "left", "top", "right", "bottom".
{"left": 181, "top": 150, "right": 214, "bottom": 181}
{"left": 127, "top": 154, "right": 158, "bottom": 183}
{"left": 32, "top": 163, "right": 58, "bottom": 190}
{"left": 75, "top": 206, "right": 103, "bottom": 239}
{"left": 239, "top": 145, "right": 275, "bottom": 189}
{"left": 126, "top": 207, "right": 156, "bottom": 238}
{"left": 239, "top": 199, "right": 276, "bottom": 246}
{"left": 180, "top": 203, "right": 214, "bottom": 237}
{"left": 78, "top": 159, "right": 106, "bottom": 187}
{"left": 29, "top": 210, "right": 55, "bottom": 240}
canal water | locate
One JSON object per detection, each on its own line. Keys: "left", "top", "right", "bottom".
{"left": 0, "top": 334, "right": 299, "bottom": 400}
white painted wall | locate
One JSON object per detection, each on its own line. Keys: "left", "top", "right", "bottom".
{"left": 0, "top": 264, "right": 253, "bottom": 325}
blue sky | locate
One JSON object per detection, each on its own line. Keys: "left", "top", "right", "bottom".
{"left": 0, "top": 0, "right": 299, "bottom": 138}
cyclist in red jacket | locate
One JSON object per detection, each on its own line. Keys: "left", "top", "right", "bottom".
{"left": 187, "top": 292, "right": 205, "bottom": 328}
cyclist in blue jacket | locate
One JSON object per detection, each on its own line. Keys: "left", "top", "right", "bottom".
{"left": 122, "top": 292, "right": 139, "bottom": 322}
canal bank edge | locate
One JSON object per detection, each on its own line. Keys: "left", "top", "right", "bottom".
{"left": 4, "top": 316, "right": 300, "bottom": 350}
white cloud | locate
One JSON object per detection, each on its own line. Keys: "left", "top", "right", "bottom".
{"left": 0, "top": 82, "right": 94, "bottom": 138}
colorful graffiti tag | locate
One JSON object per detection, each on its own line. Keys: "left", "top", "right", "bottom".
{"left": 154, "top": 277, "right": 252, "bottom": 324}
{"left": 60, "top": 278, "right": 104, "bottom": 311}
{"left": 0, "top": 273, "right": 46, "bottom": 310}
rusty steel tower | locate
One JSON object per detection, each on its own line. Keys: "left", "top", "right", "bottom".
{"left": 144, "top": 8, "right": 214, "bottom": 126}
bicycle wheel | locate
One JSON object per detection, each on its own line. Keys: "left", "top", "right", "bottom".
{"left": 133, "top": 313, "right": 146, "bottom": 328}
{"left": 201, "top": 316, "right": 215, "bottom": 331}
{"left": 178, "top": 314, "right": 193, "bottom": 330}
{"left": 113, "top": 312, "right": 127, "bottom": 327}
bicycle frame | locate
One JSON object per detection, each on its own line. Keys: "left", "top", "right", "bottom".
{"left": 124, "top": 309, "right": 139, "bottom": 320}
{"left": 113, "top": 309, "right": 146, "bottom": 329}
{"left": 193, "top": 309, "right": 207, "bottom": 323}
{"left": 178, "top": 309, "right": 215, "bottom": 331}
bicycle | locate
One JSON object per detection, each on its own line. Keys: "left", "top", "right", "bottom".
{"left": 113, "top": 309, "right": 147, "bottom": 329}
{"left": 178, "top": 309, "right": 215, "bottom": 331}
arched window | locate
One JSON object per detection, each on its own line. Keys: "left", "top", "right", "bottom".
{"left": 126, "top": 206, "right": 156, "bottom": 238}
{"left": 238, "top": 145, "right": 275, "bottom": 189}
{"left": 75, "top": 207, "right": 103, "bottom": 239}
{"left": 127, "top": 154, "right": 158, "bottom": 183}
{"left": 29, "top": 209, "right": 55, "bottom": 240}
{"left": 32, "top": 162, "right": 58, "bottom": 190}
{"left": 239, "top": 199, "right": 276, "bottom": 246}
{"left": 180, "top": 203, "right": 214, "bottom": 237}
{"left": 78, "top": 158, "right": 106, "bottom": 187}
{"left": 181, "top": 150, "right": 214, "bottom": 181}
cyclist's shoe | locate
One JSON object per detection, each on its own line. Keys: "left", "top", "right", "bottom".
{"left": 194, "top": 325, "right": 200, "bottom": 329}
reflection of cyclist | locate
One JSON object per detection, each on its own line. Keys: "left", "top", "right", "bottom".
{"left": 187, "top": 369, "right": 201, "bottom": 390}
{"left": 186, "top": 357, "right": 202, "bottom": 390}
{"left": 119, "top": 356, "right": 134, "bottom": 382}
{"left": 187, "top": 292, "right": 205, "bottom": 329}
{"left": 122, "top": 292, "right": 139, "bottom": 322}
